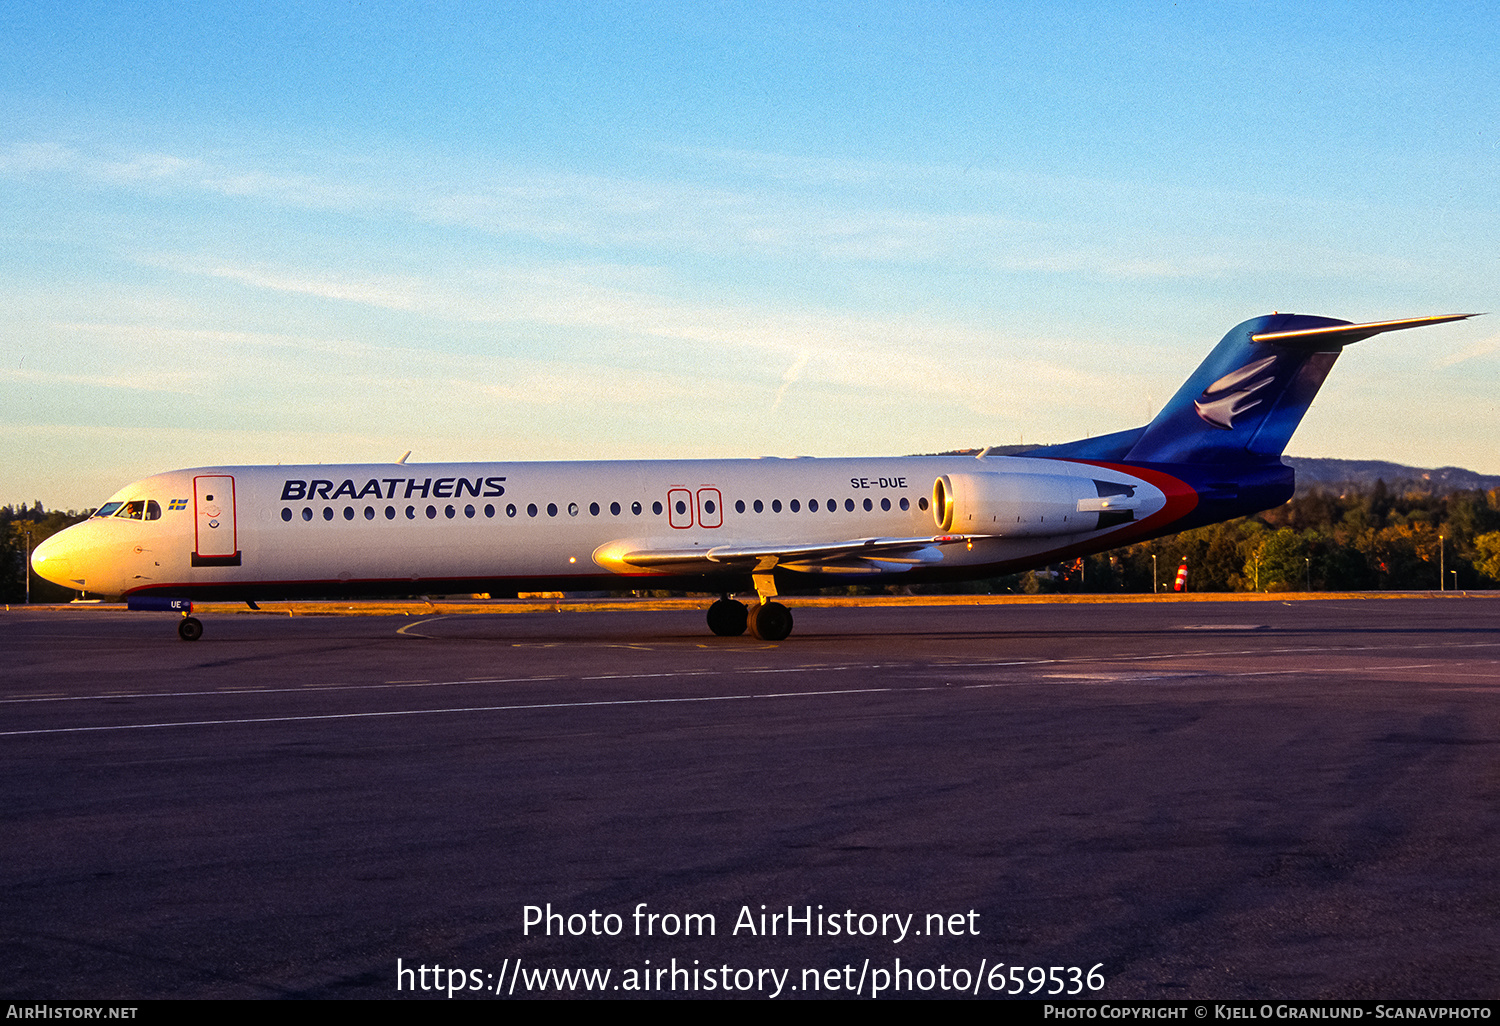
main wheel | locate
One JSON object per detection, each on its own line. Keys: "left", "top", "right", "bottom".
{"left": 706, "top": 598, "right": 749, "bottom": 636}
{"left": 178, "top": 616, "right": 203, "bottom": 642}
{"left": 748, "top": 600, "right": 793, "bottom": 641}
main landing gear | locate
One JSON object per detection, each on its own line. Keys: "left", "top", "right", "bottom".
{"left": 707, "top": 597, "right": 749, "bottom": 636}
{"left": 746, "top": 600, "right": 793, "bottom": 641}
{"left": 704, "top": 578, "right": 795, "bottom": 641}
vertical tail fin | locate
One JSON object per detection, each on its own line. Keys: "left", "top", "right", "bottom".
{"left": 1121, "top": 313, "right": 1475, "bottom": 465}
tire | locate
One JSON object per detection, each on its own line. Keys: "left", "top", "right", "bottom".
{"left": 706, "top": 598, "right": 749, "bottom": 637}
{"left": 178, "top": 617, "right": 203, "bottom": 641}
{"left": 748, "top": 601, "right": 793, "bottom": 641}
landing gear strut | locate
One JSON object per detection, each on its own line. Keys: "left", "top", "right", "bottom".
{"left": 178, "top": 615, "right": 203, "bottom": 641}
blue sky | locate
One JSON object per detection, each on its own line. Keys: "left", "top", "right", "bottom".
{"left": 3, "top": 1, "right": 1497, "bottom": 508}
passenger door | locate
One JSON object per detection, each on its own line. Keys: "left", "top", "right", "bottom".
{"left": 192, "top": 474, "right": 241, "bottom": 566}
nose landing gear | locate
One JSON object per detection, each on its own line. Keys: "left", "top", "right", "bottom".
{"left": 178, "top": 614, "right": 203, "bottom": 641}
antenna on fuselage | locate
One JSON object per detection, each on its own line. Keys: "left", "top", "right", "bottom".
{"left": 397, "top": 451, "right": 411, "bottom": 464}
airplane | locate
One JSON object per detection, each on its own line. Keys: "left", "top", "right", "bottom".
{"left": 31, "top": 312, "right": 1475, "bottom": 641}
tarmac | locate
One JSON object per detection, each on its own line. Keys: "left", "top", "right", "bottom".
{"left": 2, "top": 594, "right": 1497, "bottom": 999}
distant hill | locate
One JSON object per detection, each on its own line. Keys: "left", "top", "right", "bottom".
{"left": 1283, "top": 458, "right": 1500, "bottom": 495}
{"left": 932, "top": 446, "right": 1500, "bottom": 496}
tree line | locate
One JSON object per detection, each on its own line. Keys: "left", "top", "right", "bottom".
{"left": 974, "top": 481, "right": 1500, "bottom": 594}
{"left": 1, "top": 503, "right": 92, "bottom": 603}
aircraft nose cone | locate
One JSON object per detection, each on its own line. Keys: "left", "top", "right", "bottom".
{"left": 32, "top": 530, "right": 82, "bottom": 588}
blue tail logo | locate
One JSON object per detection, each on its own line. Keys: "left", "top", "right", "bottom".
{"left": 1193, "top": 354, "right": 1278, "bottom": 430}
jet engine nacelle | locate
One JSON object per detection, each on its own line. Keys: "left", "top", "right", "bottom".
{"left": 933, "top": 472, "right": 1138, "bottom": 536}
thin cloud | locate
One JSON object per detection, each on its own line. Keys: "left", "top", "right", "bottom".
{"left": 0, "top": 365, "right": 202, "bottom": 394}
{"left": 4, "top": 138, "right": 1294, "bottom": 281}
{"left": 769, "top": 352, "right": 811, "bottom": 412}
{"left": 1435, "top": 333, "right": 1500, "bottom": 368}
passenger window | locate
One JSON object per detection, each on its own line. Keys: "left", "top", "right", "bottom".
{"left": 900, "top": 497, "right": 909, "bottom": 511}
{"left": 406, "top": 506, "right": 416, "bottom": 519}
{"left": 444, "top": 505, "right": 455, "bottom": 519}
{"left": 303, "top": 508, "right": 313, "bottom": 521}
{"left": 507, "top": 504, "right": 517, "bottom": 517}
{"left": 281, "top": 508, "right": 292, "bottom": 522}
{"left": 484, "top": 504, "right": 495, "bottom": 518}
{"left": 324, "top": 507, "right": 334, "bottom": 521}
{"left": 789, "top": 499, "right": 799, "bottom": 513}
{"left": 344, "top": 507, "right": 354, "bottom": 520}
{"left": 568, "top": 502, "right": 579, "bottom": 516}
{"left": 808, "top": 499, "right": 818, "bottom": 512}
{"left": 465, "top": 504, "right": 476, "bottom": 518}
{"left": 590, "top": 502, "right": 600, "bottom": 516}
{"left": 845, "top": 498, "right": 855, "bottom": 512}
{"left": 631, "top": 501, "right": 642, "bottom": 515}
{"left": 547, "top": 503, "right": 558, "bottom": 517}
{"left": 386, "top": 506, "right": 396, "bottom": 519}
{"left": 364, "top": 506, "right": 375, "bottom": 520}
{"left": 881, "top": 497, "right": 890, "bottom": 511}
{"left": 735, "top": 499, "right": 745, "bottom": 514}
{"left": 827, "top": 498, "right": 835, "bottom": 512}
{"left": 652, "top": 501, "right": 663, "bottom": 515}
{"left": 863, "top": 498, "right": 873, "bottom": 512}
{"left": 753, "top": 499, "right": 763, "bottom": 513}
{"left": 771, "top": 499, "right": 782, "bottom": 513}
{"left": 610, "top": 502, "right": 621, "bottom": 516}
{"left": 426, "top": 505, "right": 437, "bottom": 519}
{"left": 528, "top": 504, "right": 538, "bottom": 517}
{"left": 918, "top": 497, "right": 929, "bottom": 511}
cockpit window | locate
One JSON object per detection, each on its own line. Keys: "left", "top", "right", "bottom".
{"left": 94, "top": 499, "right": 162, "bottom": 520}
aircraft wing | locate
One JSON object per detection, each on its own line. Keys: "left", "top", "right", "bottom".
{"left": 598, "top": 534, "right": 984, "bottom": 577}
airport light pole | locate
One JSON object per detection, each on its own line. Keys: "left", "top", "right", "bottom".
{"left": 1305, "top": 557, "right": 1311, "bottom": 592}
{"left": 1152, "top": 553, "right": 1158, "bottom": 594}
{"left": 23, "top": 526, "right": 31, "bottom": 605}
{"left": 1439, "top": 534, "right": 1445, "bottom": 591}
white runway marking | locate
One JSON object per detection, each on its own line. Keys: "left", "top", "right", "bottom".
{"left": 0, "top": 682, "right": 978, "bottom": 737}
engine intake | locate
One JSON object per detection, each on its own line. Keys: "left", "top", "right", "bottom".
{"left": 933, "top": 472, "right": 1139, "bottom": 535}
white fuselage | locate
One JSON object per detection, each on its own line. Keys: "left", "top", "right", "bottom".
{"left": 33, "top": 455, "right": 1174, "bottom": 599}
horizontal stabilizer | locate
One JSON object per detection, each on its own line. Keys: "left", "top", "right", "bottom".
{"left": 1250, "top": 313, "right": 1479, "bottom": 350}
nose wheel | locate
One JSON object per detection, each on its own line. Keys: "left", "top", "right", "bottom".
{"left": 178, "top": 615, "right": 203, "bottom": 642}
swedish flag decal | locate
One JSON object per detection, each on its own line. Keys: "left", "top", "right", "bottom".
{"left": 168, "top": 498, "right": 188, "bottom": 511}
